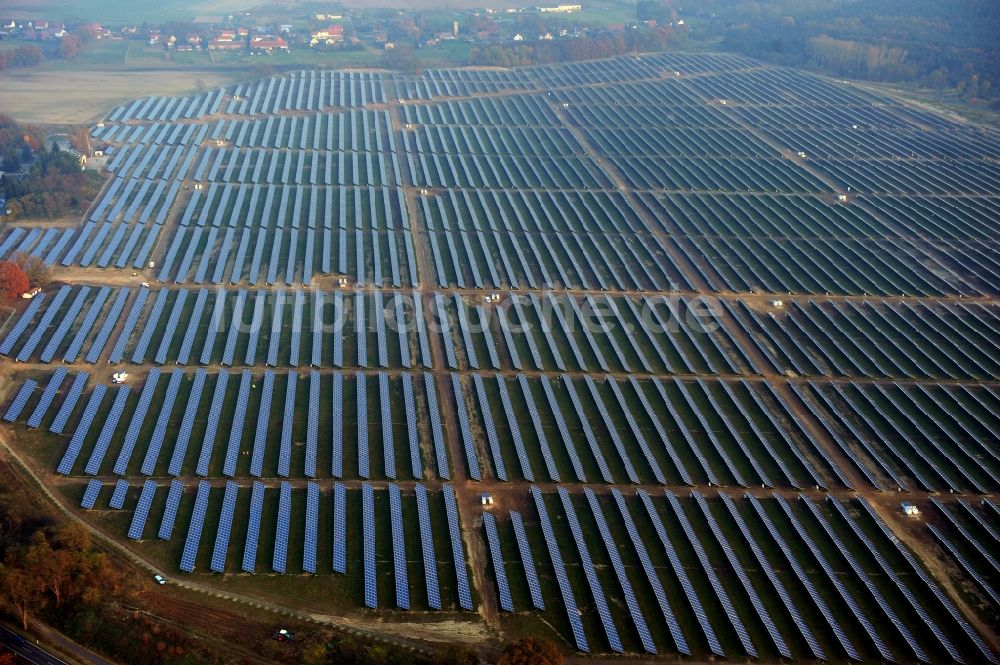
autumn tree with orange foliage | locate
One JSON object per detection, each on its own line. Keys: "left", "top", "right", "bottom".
{"left": 498, "top": 637, "right": 563, "bottom": 665}
{"left": 0, "top": 261, "right": 30, "bottom": 301}
{"left": 0, "top": 505, "right": 119, "bottom": 630}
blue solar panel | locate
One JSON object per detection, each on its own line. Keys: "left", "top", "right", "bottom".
{"left": 176, "top": 289, "right": 208, "bottom": 364}
{"left": 435, "top": 295, "right": 458, "bottom": 369}
{"left": 57, "top": 383, "right": 105, "bottom": 474}
{"left": 222, "top": 289, "right": 247, "bottom": 367}
{"left": 311, "top": 291, "right": 323, "bottom": 367}
{"left": 394, "top": 292, "right": 411, "bottom": 368}
{"left": 166, "top": 368, "right": 204, "bottom": 476}
{"left": 442, "top": 485, "right": 472, "bottom": 610}
{"left": 273, "top": 481, "right": 292, "bottom": 573}
{"left": 402, "top": 373, "right": 422, "bottom": 479}
{"left": 0, "top": 291, "right": 47, "bottom": 355}
{"left": 720, "top": 491, "right": 824, "bottom": 660}
{"left": 415, "top": 484, "right": 440, "bottom": 609}
{"left": 266, "top": 290, "right": 285, "bottom": 367}
{"left": 805, "top": 496, "right": 925, "bottom": 662}
{"left": 126, "top": 479, "right": 158, "bottom": 541}
{"left": 452, "top": 295, "right": 477, "bottom": 368}
{"left": 250, "top": 370, "right": 275, "bottom": 477}
{"left": 331, "top": 371, "right": 344, "bottom": 477}
{"left": 210, "top": 481, "right": 240, "bottom": 572}
{"left": 582, "top": 376, "right": 638, "bottom": 484}
{"left": 113, "top": 368, "right": 161, "bottom": 475}
{"left": 131, "top": 288, "right": 169, "bottom": 363}
{"left": 289, "top": 290, "right": 303, "bottom": 366}
{"left": 180, "top": 480, "right": 211, "bottom": 572}
{"left": 362, "top": 483, "right": 377, "bottom": 608}
{"left": 159, "top": 480, "right": 184, "bottom": 540}
{"left": 520, "top": 379, "right": 567, "bottom": 483}
{"left": 375, "top": 291, "right": 388, "bottom": 368}
{"left": 858, "top": 497, "right": 996, "bottom": 663}
{"left": 560, "top": 376, "right": 612, "bottom": 482}
{"left": 332, "top": 482, "right": 347, "bottom": 573}
{"left": 357, "top": 372, "right": 369, "bottom": 478}
{"left": 108, "top": 286, "right": 150, "bottom": 363}
{"left": 530, "top": 487, "right": 588, "bottom": 652}
{"left": 389, "top": 483, "right": 409, "bottom": 609}
{"left": 63, "top": 287, "right": 110, "bottom": 363}
{"left": 242, "top": 481, "right": 265, "bottom": 573}
{"left": 373, "top": 373, "right": 395, "bottom": 480}
{"left": 223, "top": 370, "right": 252, "bottom": 477}
{"left": 245, "top": 290, "right": 266, "bottom": 365}
{"left": 85, "top": 287, "right": 130, "bottom": 363}
{"left": 637, "top": 490, "right": 728, "bottom": 656}
{"left": 355, "top": 291, "right": 368, "bottom": 367}
{"left": 40, "top": 287, "right": 90, "bottom": 362}
{"left": 3, "top": 378, "right": 37, "bottom": 422}
{"left": 495, "top": 376, "right": 533, "bottom": 481}
{"left": 303, "top": 482, "right": 319, "bottom": 574}
{"left": 27, "top": 368, "right": 68, "bottom": 429}
{"left": 585, "top": 488, "right": 654, "bottom": 653}
{"left": 83, "top": 384, "right": 131, "bottom": 475}
{"left": 472, "top": 375, "right": 506, "bottom": 481}
{"left": 81, "top": 479, "right": 102, "bottom": 510}
{"left": 605, "top": 377, "right": 665, "bottom": 484}
{"left": 425, "top": 373, "right": 449, "bottom": 479}
{"left": 685, "top": 490, "right": 769, "bottom": 657}
{"left": 15, "top": 285, "right": 71, "bottom": 362}
{"left": 558, "top": 487, "right": 622, "bottom": 652}
{"left": 779, "top": 494, "right": 889, "bottom": 660}
{"left": 278, "top": 372, "right": 296, "bottom": 476}
{"left": 628, "top": 378, "right": 694, "bottom": 485}
{"left": 305, "top": 371, "right": 319, "bottom": 478}
{"left": 751, "top": 493, "right": 859, "bottom": 659}
{"left": 109, "top": 478, "right": 129, "bottom": 510}
{"left": 333, "top": 292, "right": 345, "bottom": 367}
{"left": 153, "top": 289, "right": 187, "bottom": 364}
{"left": 413, "top": 292, "right": 432, "bottom": 368}
{"left": 135, "top": 368, "right": 182, "bottom": 475}
{"left": 482, "top": 512, "right": 513, "bottom": 612}
{"left": 509, "top": 511, "right": 544, "bottom": 610}
{"left": 199, "top": 289, "right": 228, "bottom": 365}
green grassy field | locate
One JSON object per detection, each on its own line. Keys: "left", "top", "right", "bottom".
{"left": 1, "top": 0, "right": 255, "bottom": 24}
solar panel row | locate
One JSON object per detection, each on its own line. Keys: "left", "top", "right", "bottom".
{"left": 332, "top": 481, "right": 347, "bottom": 574}
{"left": 57, "top": 383, "right": 107, "bottom": 475}
{"left": 210, "top": 481, "right": 240, "bottom": 572}
{"left": 243, "top": 480, "right": 265, "bottom": 573}
{"left": 127, "top": 479, "right": 158, "bottom": 540}
{"left": 303, "top": 482, "right": 319, "bottom": 574}
{"left": 180, "top": 480, "right": 211, "bottom": 572}
{"left": 415, "top": 484, "right": 441, "bottom": 609}
{"left": 389, "top": 483, "right": 409, "bottom": 609}
{"left": 530, "top": 486, "right": 587, "bottom": 652}
{"left": 273, "top": 481, "right": 292, "bottom": 573}
{"left": 362, "top": 482, "right": 377, "bottom": 608}
{"left": 81, "top": 479, "right": 102, "bottom": 510}
{"left": 482, "top": 512, "right": 513, "bottom": 612}
{"left": 84, "top": 385, "right": 131, "bottom": 475}
{"left": 159, "top": 480, "right": 185, "bottom": 540}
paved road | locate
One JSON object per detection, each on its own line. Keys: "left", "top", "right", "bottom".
{"left": 0, "top": 625, "right": 68, "bottom": 665}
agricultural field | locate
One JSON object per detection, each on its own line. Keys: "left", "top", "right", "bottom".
{"left": 1, "top": 51, "right": 999, "bottom": 661}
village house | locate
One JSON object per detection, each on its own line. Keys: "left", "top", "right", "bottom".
{"left": 250, "top": 34, "right": 288, "bottom": 53}
{"left": 208, "top": 29, "right": 243, "bottom": 50}
{"left": 310, "top": 24, "right": 343, "bottom": 46}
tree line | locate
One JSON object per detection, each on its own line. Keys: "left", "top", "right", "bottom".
{"left": 0, "top": 44, "right": 43, "bottom": 71}
{"left": 644, "top": 0, "right": 1000, "bottom": 107}
{"left": 468, "top": 26, "right": 680, "bottom": 68}
{"left": 1, "top": 115, "right": 104, "bottom": 221}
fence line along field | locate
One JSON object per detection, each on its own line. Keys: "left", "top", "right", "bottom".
{"left": 1, "top": 51, "right": 999, "bottom": 660}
